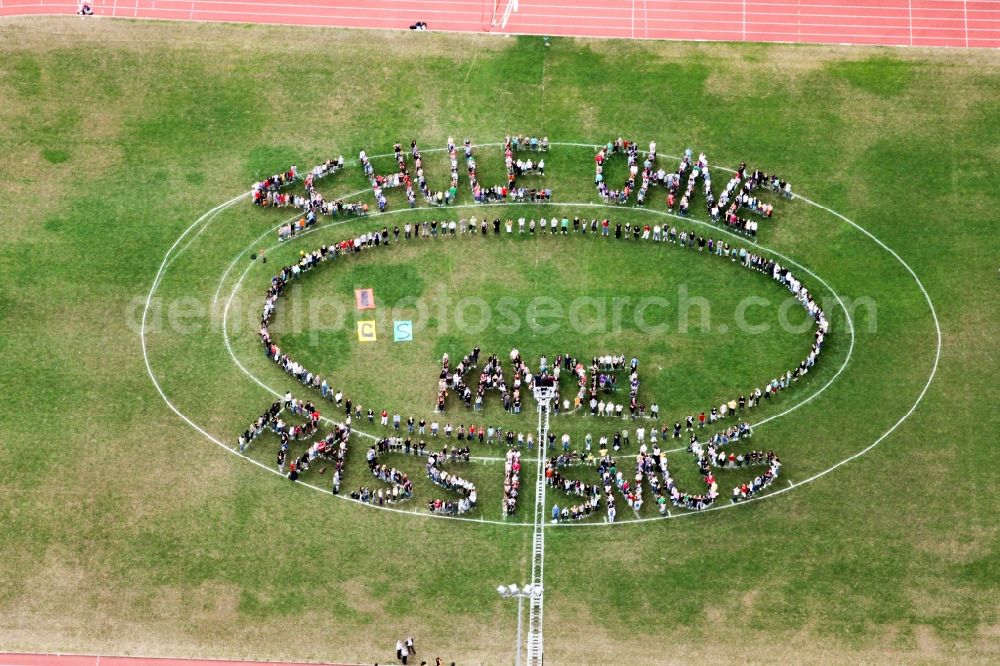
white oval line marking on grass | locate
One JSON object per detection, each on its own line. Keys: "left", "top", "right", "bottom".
{"left": 162, "top": 200, "right": 236, "bottom": 277}
{"left": 220, "top": 199, "right": 854, "bottom": 440}
{"left": 144, "top": 143, "right": 938, "bottom": 527}
{"left": 210, "top": 186, "right": 372, "bottom": 305}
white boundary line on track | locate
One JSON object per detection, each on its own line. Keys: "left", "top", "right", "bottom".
{"left": 22, "top": 0, "right": 992, "bottom": 20}
{"left": 10, "top": 0, "right": 997, "bottom": 15}
{"left": 40, "top": 1, "right": 983, "bottom": 31}
{"left": 964, "top": 0, "right": 970, "bottom": 47}
{"left": 7, "top": 1, "right": 989, "bottom": 31}
{"left": 908, "top": 0, "right": 913, "bottom": 47}
{"left": 5, "top": 5, "right": 994, "bottom": 48}
{"left": 143, "top": 141, "right": 939, "bottom": 528}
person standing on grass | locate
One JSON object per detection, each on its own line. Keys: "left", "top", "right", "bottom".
{"left": 406, "top": 637, "right": 416, "bottom": 658}
{"left": 396, "top": 639, "right": 404, "bottom": 661}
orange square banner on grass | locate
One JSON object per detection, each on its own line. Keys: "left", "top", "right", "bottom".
{"left": 355, "top": 288, "right": 375, "bottom": 310}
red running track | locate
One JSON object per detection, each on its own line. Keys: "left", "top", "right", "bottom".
{"left": 0, "top": 654, "right": 363, "bottom": 666}
{"left": 0, "top": 0, "right": 997, "bottom": 47}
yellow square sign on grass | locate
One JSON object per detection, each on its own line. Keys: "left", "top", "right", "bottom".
{"left": 357, "top": 320, "right": 377, "bottom": 342}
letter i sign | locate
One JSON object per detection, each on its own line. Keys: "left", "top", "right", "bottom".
{"left": 355, "top": 288, "right": 375, "bottom": 310}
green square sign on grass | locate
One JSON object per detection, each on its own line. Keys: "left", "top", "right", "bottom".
{"left": 393, "top": 320, "right": 413, "bottom": 342}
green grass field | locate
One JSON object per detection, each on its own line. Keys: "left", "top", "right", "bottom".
{"left": 1, "top": 16, "right": 999, "bottom": 665}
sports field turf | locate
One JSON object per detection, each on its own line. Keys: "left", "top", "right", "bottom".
{"left": 1, "top": 16, "right": 998, "bottom": 664}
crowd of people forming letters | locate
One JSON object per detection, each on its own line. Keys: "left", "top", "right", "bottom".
{"left": 251, "top": 138, "right": 793, "bottom": 241}
{"left": 250, "top": 137, "right": 794, "bottom": 247}
{"left": 252, "top": 157, "right": 375, "bottom": 227}
{"left": 359, "top": 438, "right": 478, "bottom": 515}
{"left": 546, "top": 420, "right": 780, "bottom": 522}
{"left": 436, "top": 349, "right": 645, "bottom": 422}
{"left": 246, "top": 140, "right": 821, "bottom": 518}
{"left": 252, "top": 135, "right": 557, "bottom": 238}
{"left": 237, "top": 395, "right": 351, "bottom": 493}
{"left": 594, "top": 138, "right": 792, "bottom": 238}
{"left": 355, "top": 136, "right": 553, "bottom": 209}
